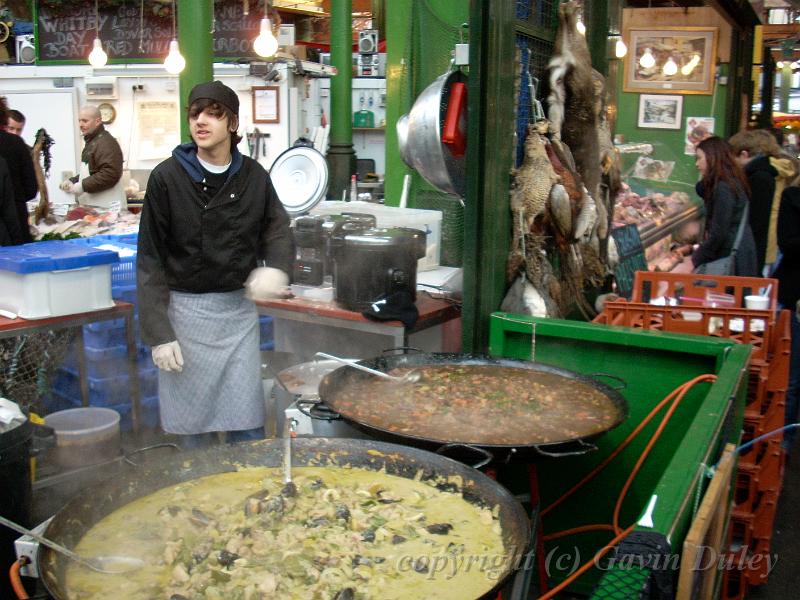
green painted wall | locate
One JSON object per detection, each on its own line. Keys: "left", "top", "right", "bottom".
{"left": 614, "top": 65, "right": 730, "bottom": 195}
{"left": 384, "top": 0, "right": 469, "bottom": 206}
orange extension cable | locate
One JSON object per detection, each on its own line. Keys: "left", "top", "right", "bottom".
{"left": 534, "top": 374, "right": 717, "bottom": 599}
{"left": 10, "top": 559, "right": 29, "bottom": 599}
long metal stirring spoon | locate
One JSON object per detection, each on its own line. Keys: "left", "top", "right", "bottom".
{"left": 0, "top": 514, "right": 144, "bottom": 575}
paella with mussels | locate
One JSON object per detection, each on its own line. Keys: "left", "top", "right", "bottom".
{"left": 65, "top": 466, "right": 508, "bottom": 599}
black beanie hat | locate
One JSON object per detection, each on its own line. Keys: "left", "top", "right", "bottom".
{"left": 188, "top": 80, "right": 239, "bottom": 115}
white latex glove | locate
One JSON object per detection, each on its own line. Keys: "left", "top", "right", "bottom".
{"left": 244, "top": 267, "right": 290, "bottom": 301}
{"left": 152, "top": 341, "right": 184, "bottom": 372}
{"left": 59, "top": 180, "right": 83, "bottom": 195}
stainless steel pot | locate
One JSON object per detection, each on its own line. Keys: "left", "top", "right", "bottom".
{"left": 397, "top": 70, "right": 467, "bottom": 197}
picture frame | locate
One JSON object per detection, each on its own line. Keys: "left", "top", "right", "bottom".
{"left": 252, "top": 86, "right": 279, "bottom": 123}
{"left": 624, "top": 27, "right": 718, "bottom": 95}
{"left": 638, "top": 94, "right": 683, "bottom": 129}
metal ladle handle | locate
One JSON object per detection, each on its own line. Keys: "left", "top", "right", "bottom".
{"left": 315, "top": 352, "right": 400, "bottom": 382}
{"left": 0, "top": 514, "right": 90, "bottom": 570}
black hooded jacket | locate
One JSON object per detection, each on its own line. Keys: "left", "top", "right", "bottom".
{"left": 137, "top": 143, "right": 294, "bottom": 346}
{"left": 743, "top": 154, "right": 777, "bottom": 272}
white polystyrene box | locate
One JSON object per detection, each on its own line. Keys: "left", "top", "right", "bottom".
{"left": 0, "top": 242, "right": 117, "bottom": 319}
{"left": 310, "top": 201, "right": 443, "bottom": 270}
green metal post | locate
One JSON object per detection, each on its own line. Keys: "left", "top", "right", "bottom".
{"left": 371, "top": 0, "right": 386, "bottom": 41}
{"left": 780, "top": 63, "right": 792, "bottom": 114}
{"left": 585, "top": 0, "right": 609, "bottom": 76}
{"left": 326, "top": 0, "right": 356, "bottom": 200}
{"left": 462, "top": 0, "right": 516, "bottom": 352}
{"left": 177, "top": 0, "right": 213, "bottom": 142}
{"left": 759, "top": 51, "right": 775, "bottom": 129}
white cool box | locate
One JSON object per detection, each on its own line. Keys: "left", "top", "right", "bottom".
{"left": 310, "top": 201, "right": 443, "bottom": 270}
{"left": 0, "top": 241, "right": 118, "bottom": 319}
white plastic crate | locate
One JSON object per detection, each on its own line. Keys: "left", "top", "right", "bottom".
{"left": 310, "top": 201, "right": 443, "bottom": 270}
{"left": 0, "top": 241, "right": 117, "bottom": 319}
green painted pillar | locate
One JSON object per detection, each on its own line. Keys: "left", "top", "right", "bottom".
{"left": 326, "top": 0, "right": 356, "bottom": 200}
{"left": 759, "top": 51, "right": 775, "bottom": 129}
{"left": 780, "top": 62, "right": 792, "bottom": 114}
{"left": 372, "top": 0, "right": 386, "bottom": 41}
{"left": 585, "top": 0, "right": 609, "bottom": 76}
{"left": 177, "top": 0, "right": 214, "bottom": 142}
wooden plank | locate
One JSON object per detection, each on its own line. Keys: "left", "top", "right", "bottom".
{"left": 676, "top": 444, "right": 736, "bottom": 600}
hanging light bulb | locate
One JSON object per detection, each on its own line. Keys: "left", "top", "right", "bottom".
{"left": 615, "top": 38, "right": 628, "bottom": 58}
{"left": 254, "top": 18, "right": 279, "bottom": 57}
{"left": 576, "top": 16, "right": 586, "bottom": 36}
{"left": 681, "top": 53, "right": 701, "bottom": 76}
{"left": 164, "top": 39, "right": 186, "bottom": 74}
{"left": 777, "top": 60, "right": 785, "bottom": 69}
{"left": 88, "top": 0, "right": 107, "bottom": 67}
{"left": 163, "top": 1, "right": 185, "bottom": 74}
{"left": 662, "top": 56, "right": 678, "bottom": 76}
{"left": 639, "top": 48, "right": 655, "bottom": 69}
{"left": 88, "top": 37, "right": 108, "bottom": 68}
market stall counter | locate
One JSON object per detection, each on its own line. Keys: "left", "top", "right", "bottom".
{"left": 255, "top": 292, "right": 461, "bottom": 360}
{"left": 0, "top": 302, "right": 141, "bottom": 432}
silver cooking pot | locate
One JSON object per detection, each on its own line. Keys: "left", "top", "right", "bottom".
{"left": 397, "top": 70, "right": 467, "bottom": 197}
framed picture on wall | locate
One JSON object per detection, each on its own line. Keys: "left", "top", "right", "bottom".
{"left": 637, "top": 94, "right": 683, "bottom": 129}
{"left": 252, "top": 86, "right": 279, "bottom": 123}
{"left": 624, "top": 27, "right": 718, "bottom": 95}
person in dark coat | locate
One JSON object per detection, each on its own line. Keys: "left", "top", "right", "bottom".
{"left": 729, "top": 128, "right": 797, "bottom": 274}
{"left": 0, "top": 156, "right": 24, "bottom": 246}
{"left": 137, "top": 81, "right": 294, "bottom": 448}
{"left": 774, "top": 182, "right": 800, "bottom": 452}
{"left": 0, "top": 97, "right": 37, "bottom": 243}
{"left": 691, "top": 137, "right": 759, "bottom": 277}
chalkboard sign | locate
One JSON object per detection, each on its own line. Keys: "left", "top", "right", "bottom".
{"left": 35, "top": 0, "right": 264, "bottom": 64}
{"left": 212, "top": 0, "right": 261, "bottom": 59}
{"left": 36, "top": 2, "right": 173, "bottom": 62}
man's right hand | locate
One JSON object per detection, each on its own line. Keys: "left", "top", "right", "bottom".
{"left": 152, "top": 341, "right": 184, "bottom": 372}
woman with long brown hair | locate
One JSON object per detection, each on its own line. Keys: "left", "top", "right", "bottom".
{"left": 691, "top": 136, "right": 758, "bottom": 276}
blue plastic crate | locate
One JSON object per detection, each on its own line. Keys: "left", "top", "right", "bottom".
{"left": 66, "top": 237, "right": 136, "bottom": 288}
{"left": 259, "top": 315, "right": 274, "bottom": 344}
{"left": 51, "top": 367, "right": 159, "bottom": 407}
{"left": 94, "top": 233, "right": 139, "bottom": 246}
{"left": 43, "top": 390, "right": 81, "bottom": 414}
{"left": 114, "top": 283, "right": 137, "bottom": 304}
{"left": 113, "top": 395, "right": 160, "bottom": 432}
{"left": 62, "top": 343, "right": 153, "bottom": 379}
{"left": 260, "top": 339, "right": 275, "bottom": 351}
{"left": 81, "top": 316, "right": 140, "bottom": 348}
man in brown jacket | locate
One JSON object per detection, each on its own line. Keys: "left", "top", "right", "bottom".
{"left": 60, "top": 105, "right": 126, "bottom": 211}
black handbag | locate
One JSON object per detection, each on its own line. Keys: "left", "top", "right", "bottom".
{"left": 694, "top": 202, "right": 749, "bottom": 276}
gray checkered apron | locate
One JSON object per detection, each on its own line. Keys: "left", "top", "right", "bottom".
{"left": 158, "top": 289, "right": 264, "bottom": 434}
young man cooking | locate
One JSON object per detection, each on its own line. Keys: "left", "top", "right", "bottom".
{"left": 137, "top": 81, "right": 294, "bottom": 446}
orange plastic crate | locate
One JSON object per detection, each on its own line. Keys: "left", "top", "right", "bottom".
{"left": 630, "top": 271, "right": 778, "bottom": 310}
{"left": 596, "top": 300, "right": 774, "bottom": 361}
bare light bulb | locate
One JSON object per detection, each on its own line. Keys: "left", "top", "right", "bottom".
{"left": 615, "top": 38, "right": 628, "bottom": 58}
{"left": 777, "top": 61, "right": 785, "bottom": 69}
{"left": 639, "top": 48, "right": 655, "bottom": 69}
{"left": 88, "top": 37, "right": 108, "bottom": 68}
{"left": 164, "top": 39, "right": 186, "bottom": 74}
{"left": 576, "top": 18, "right": 586, "bottom": 35}
{"left": 681, "top": 54, "right": 701, "bottom": 76}
{"left": 662, "top": 56, "right": 678, "bottom": 76}
{"left": 254, "top": 18, "right": 279, "bottom": 57}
